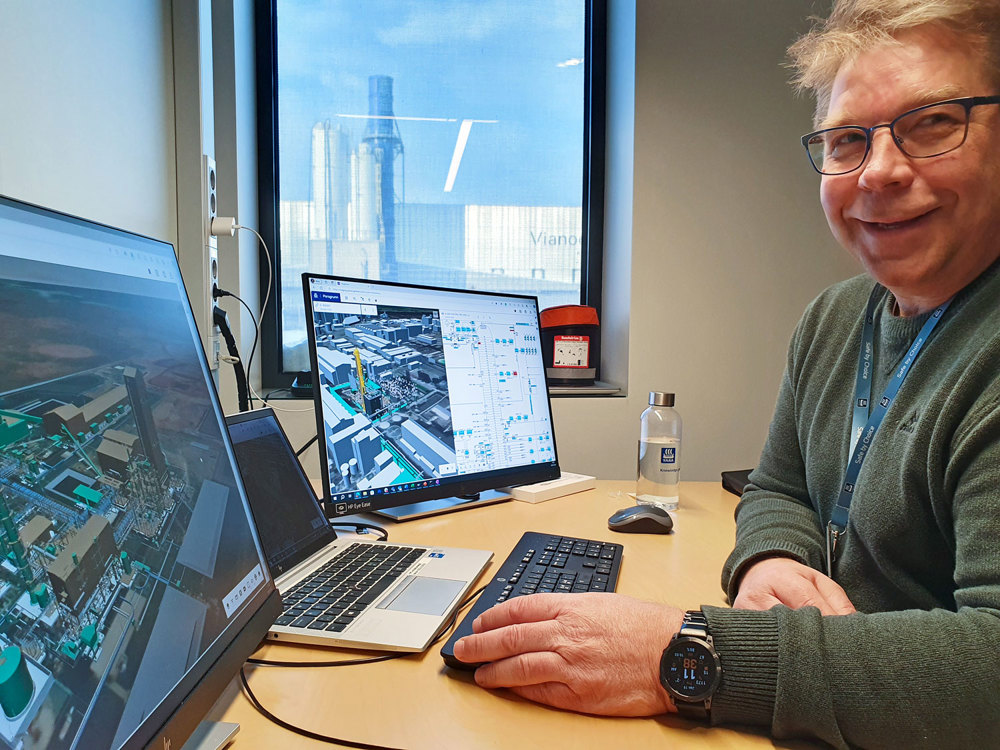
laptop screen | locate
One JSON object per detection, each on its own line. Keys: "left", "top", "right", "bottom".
{"left": 226, "top": 409, "right": 337, "bottom": 576}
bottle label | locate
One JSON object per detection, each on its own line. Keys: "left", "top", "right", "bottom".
{"left": 552, "top": 335, "right": 590, "bottom": 368}
{"left": 660, "top": 447, "right": 676, "bottom": 464}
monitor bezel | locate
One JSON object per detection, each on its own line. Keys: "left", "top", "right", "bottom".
{"left": 302, "top": 272, "right": 561, "bottom": 517}
{"left": 0, "top": 194, "right": 281, "bottom": 750}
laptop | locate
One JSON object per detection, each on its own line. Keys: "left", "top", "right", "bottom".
{"left": 225, "top": 408, "right": 492, "bottom": 652}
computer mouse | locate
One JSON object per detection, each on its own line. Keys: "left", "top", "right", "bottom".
{"left": 607, "top": 504, "right": 674, "bottom": 534}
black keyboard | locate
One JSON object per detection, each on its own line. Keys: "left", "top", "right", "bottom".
{"left": 274, "top": 543, "right": 424, "bottom": 633}
{"left": 441, "top": 531, "right": 623, "bottom": 669}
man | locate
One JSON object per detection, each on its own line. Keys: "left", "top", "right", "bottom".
{"left": 453, "top": 1, "right": 1000, "bottom": 747}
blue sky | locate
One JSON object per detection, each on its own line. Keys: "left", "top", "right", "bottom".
{"left": 277, "top": 0, "right": 585, "bottom": 206}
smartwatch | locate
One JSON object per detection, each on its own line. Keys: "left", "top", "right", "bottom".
{"left": 659, "top": 610, "right": 722, "bottom": 719}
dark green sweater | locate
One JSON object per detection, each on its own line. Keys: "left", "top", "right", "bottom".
{"left": 701, "top": 261, "right": 1000, "bottom": 748}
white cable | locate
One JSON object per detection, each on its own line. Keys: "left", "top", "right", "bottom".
{"left": 248, "top": 382, "right": 314, "bottom": 412}
{"left": 234, "top": 224, "right": 272, "bottom": 362}
{"left": 232, "top": 224, "right": 313, "bottom": 413}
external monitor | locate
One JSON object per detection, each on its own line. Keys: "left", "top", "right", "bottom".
{"left": 0, "top": 195, "right": 281, "bottom": 749}
{"left": 302, "top": 273, "right": 561, "bottom": 520}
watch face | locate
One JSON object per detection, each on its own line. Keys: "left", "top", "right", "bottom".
{"left": 661, "top": 638, "right": 720, "bottom": 700}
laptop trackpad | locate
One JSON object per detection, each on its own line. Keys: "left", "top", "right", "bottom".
{"left": 377, "top": 576, "right": 465, "bottom": 616}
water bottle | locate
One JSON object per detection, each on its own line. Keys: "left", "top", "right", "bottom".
{"left": 636, "top": 391, "right": 682, "bottom": 511}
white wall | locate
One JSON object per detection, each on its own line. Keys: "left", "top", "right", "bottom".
{"left": 549, "top": 0, "right": 857, "bottom": 481}
{"left": 0, "top": 2, "right": 176, "bottom": 243}
{"left": 211, "top": 0, "right": 263, "bottom": 409}
{"left": 0, "top": 1, "right": 858, "bottom": 484}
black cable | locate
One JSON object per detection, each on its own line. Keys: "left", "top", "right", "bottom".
{"left": 239, "top": 585, "right": 487, "bottom": 745}
{"left": 214, "top": 286, "right": 260, "bottom": 407}
{"left": 239, "top": 666, "right": 406, "bottom": 749}
{"left": 246, "top": 651, "right": 405, "bottom": 669}
{"left": 328, "top": 522, "right": 389, "bottom": 541}
{"left": 213, "top": 305, "right": 250, "bottom": 412}
{"left": 295, "top": 434, "right": 318, "bottom": 456}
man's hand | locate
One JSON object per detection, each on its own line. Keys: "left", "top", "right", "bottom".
{"left": 733, "top": 557, "right": 856, "bottom": 615}
{"left": 452, "top": 593, "right": 683, "bottom": 716}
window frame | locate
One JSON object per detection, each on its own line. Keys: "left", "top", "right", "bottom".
{"left": 254, "top": 0, "right": 607, "bottom": 389}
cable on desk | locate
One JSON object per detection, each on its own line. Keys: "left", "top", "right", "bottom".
{"left": 328, "top": 522, "right": 389, "bottom": 541}
{"left": 239, "top": 666, "right": 406, "bottom": 749}
{"left": 239, "top": 585, "right": 488, "bottom": 745}
{"left": 246, "top": 650, "right": 405, "bottom": 669}
{"left": 245, "top": 585, "right": 486, "bottom": 668}
{"left": 429, "top": 586, "right": 485, "bottom": 645}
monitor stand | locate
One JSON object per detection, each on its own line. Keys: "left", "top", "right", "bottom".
{"left": 371, "top": 489, "right": 511, "bottom": 522}
{"left": 181, "top": 721, "right": 239, "bottom": 750}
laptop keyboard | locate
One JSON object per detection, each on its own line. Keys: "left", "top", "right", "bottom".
{"left": 275, "top": 543, "right": 424, "bottom": 633}
{"left": 440, "top": 531, "right": 622, "bottom": 669}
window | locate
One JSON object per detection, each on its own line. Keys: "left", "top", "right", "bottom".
{"left": 256, "top": 0, "right": 606, "bottom": 387}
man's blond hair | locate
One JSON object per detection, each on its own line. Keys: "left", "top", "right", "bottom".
{"left": 788, "top": 0, "right": 1000, "bottom": 122}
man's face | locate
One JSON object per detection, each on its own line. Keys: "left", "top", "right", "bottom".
{"left": 820, "top": 26, "right": 1000, "bottom": 314}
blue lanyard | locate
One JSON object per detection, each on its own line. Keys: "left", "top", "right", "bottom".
{"left": 825, "top": 285, "right": 951, "bottom": 576}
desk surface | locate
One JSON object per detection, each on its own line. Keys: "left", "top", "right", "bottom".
{"left": 212, "top": 481, "right": 809, "bottom": 749}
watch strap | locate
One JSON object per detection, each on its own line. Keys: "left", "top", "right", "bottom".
{"left": 678, "top": 610, "right": 711, "bottom": 640}
{"left": 668, "top": 610, "right": 715, "bottom": 719}
{"left": 674, "top": 699, "right": 711, "bottom": 719}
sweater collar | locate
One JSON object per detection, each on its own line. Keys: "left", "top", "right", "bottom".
{"left": 877, "top": 254, "right": 1000, "bottom": 351}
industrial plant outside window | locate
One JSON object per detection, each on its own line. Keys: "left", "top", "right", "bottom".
{"left": 266, "top": 0, "right": 591, "bottom": 378}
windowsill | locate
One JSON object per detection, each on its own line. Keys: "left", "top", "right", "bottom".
{"left": 548, "top": 380, "right": 622, "bottom": 397}
{"left": 264, "top": 381, "right": 624, "bottom": 400}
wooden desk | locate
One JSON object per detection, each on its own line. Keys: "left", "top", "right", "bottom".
{"left": 211, "top": 481, "right": 808, "bottom": 748}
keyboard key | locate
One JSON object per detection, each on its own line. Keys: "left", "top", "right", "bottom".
{"left": 441, "top": 532, "right": 622, "bottom": 669}
{"left": 280, "top": 542, "right": 433, "bottom": 634}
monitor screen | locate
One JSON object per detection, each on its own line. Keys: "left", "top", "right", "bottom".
{"left": 303, "top": 274, "right": 560, "bottom": 517}
{"left": 0, "top": 196, "right": 280, "bottom": 749}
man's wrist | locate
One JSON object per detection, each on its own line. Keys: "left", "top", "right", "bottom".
{"left": 655, "top": 608, "right": 686, "bottom": 714}
{"left": 732, "top": 551, "right": 803, "bottom": 597}
{"left": 659, "top": 609, "right": 722, "bottom": 719}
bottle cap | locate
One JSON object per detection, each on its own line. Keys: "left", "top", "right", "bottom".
{"left": 649, "top": 391, "right": 675, "bottom": 407}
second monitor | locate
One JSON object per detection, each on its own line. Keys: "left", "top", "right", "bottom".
{"left": 303, "top": 274, "right": 560, "bottom": 520}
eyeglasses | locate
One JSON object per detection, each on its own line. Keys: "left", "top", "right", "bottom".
{"left": 801, "top": 95, "right": 1000, "bottom": 175}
